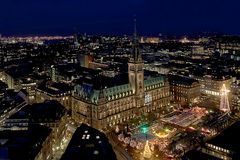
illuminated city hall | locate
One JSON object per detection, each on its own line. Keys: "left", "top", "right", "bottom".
{"left": 72, "top": 23, "right": 171, "bottom": 130}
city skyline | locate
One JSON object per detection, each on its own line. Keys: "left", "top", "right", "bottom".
{"left": 1, "top": 1, "right": 240, "bottom": 160}
{"left": 1, "top": 0, "right": 240, "bottom": 36}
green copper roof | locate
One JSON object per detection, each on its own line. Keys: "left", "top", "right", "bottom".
{"left": 144, "top": 76, "right": 164, "bottom": 87}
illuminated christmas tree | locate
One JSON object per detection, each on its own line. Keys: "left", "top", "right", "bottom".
{"left": 143, "top": 140, "right": 152, "bottom": 159}
{"left": 220, "top": 84, "right": 230, "bottom": 113}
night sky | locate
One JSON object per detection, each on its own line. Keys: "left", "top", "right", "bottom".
{"left": 1, "top": 0, "right": 240, "bottom": 36}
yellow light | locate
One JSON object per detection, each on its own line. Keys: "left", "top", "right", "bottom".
{"left": 143, "top": 140, "right": 152, "bottom": 159}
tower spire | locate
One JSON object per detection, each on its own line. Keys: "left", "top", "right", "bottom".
{"left": 131, "top": 16, "right": 142, "bottom": 62}
{"left": 128, "top": 16, "right": 144, "bottom": 96}
{"left": 133, "top": 16, "right": 137, "bottom": 43}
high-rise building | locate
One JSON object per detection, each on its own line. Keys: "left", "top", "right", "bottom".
{"left": 50, "top": 65, "right": 57, "bottom": 82}
{"left": 79, "top": 54, "right": 93, "bottom": 68}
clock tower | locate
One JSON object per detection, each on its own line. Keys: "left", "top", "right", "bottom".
{"left": 128, "top": 19, "right": 144, "bottom": 99}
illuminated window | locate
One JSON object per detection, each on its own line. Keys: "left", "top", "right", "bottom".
{"left": 145, "top": 94, "right": 152, "bottom": 105}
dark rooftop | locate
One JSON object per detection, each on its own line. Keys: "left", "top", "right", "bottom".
{"left": 207, "top": 121, "right": 240, "bottom": 154}
{"left": 144, "top": 70, "right": 162, "bottom": 79}
{"left": 168, "top": 74, "right": 199, "bottom": 86}
{"left": 5, "top": 64, "right": 34, "bottom": 79}
{"left": 29, "top": 100, "right": 66, "bottom": 123}
{"left": 75, "top": 73, "right": 128, "bottom": 90}
{"left": 0, "top": 125, "right": 51, "bottom": 160}
{"left": 7, "top": 105, "right": 29, "bottom": 120}
{"left": 37, "top": 82, "right": 72, "bottom": 95}
{"left": 0, "top": 95, "right": 25, "bottom": 115}
{"left": 57, "top": 64, "right": 101, "bottom": 78}
{"left": 61, "top": 123, "right": 116, "bottom": 160}
{"left": 182, "top": 149, "right": 221, "bottom": 160}
{"left": 0, "top": 80, "right": 7, "bottom": 91}
{"left": 8, "top": 101, "right": 66, "bottom": 123}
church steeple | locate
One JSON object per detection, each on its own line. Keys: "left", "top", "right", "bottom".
{"left": 131, "top": 18, "right": 142, "bottom": 63}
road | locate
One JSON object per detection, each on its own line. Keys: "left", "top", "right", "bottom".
{"left": 51, "top": 123, "right": 76, "bottom": 160}
{"left": 107, "top": 132, "right": 133, "bottom": 160}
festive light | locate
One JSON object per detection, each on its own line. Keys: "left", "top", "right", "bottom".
{"left": 220, "top": 84, "right": 230, "bottom": 113}
{"left": 130, "top": 139, "right": 137, "bottom": 148}
{"left": 141, "top": 124, "right": 149, "bottom": 134}
{"left": 136, "top": 142, "right": 144, "bottom": 150}
{"left": 143, "top": 140, "right": 152, "bottom": 158}
{"left": 118, "top": 133, "right": 124, "bottom": 142}
{"left": 124, "top": 137, "right": 130, "bottom": 144}
{"left": 115, "top": 125, "right": 120, "bottom": 133}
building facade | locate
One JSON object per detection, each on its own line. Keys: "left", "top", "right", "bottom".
{"left": 193, "top": 75, "right": 233, "bottom": 109}
{"left": 168, "top": 75, "right": 201, "bottom": 105}
{"left": 35, "top": 83, "right": 72, "bottom": 110}
{"left": 231, "top": 82, "right": 240, "bottom": 111}
{"left": 71, "top": 25, "right": 171, "bottom": 130}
